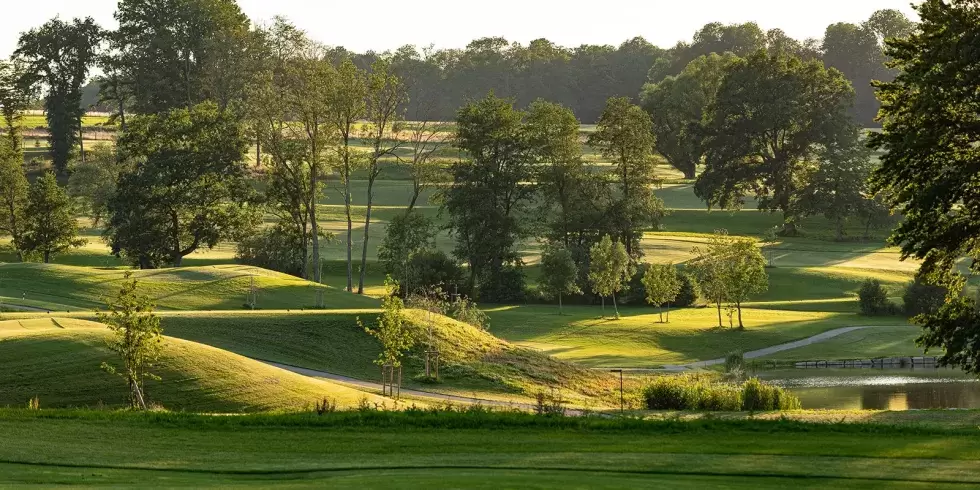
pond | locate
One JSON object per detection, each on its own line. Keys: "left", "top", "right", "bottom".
{"left": 756, "top": 368, "right": 980, "bottom": 410}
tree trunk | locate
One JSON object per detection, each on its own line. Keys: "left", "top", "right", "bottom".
{"left": 683, "top": 168, "right": 696, "bottom": 180}
{"left": 357, "top": 176, "right": 376, "bottom": 294}
{"left": 737, "top": 301, "right": 744, "bottom": 329}
{"left": 255, "top": 132, "right": 261, "bottom": 168}
{"left": 119, "top": 97, "right": 126, "bottom": 131}
{"left": 78, "top": 118, "right": 84, "bottom": 164}
{"left": 311, "top": 164, "right": 321, "bottom": 285}
{"left": 601, "top": 296, "right": 605, "bottom": 318}
{"left": 43, "top": 250, "right": 50, "bottom": 264}
{"left": 345, "top": 167, "right": 353, "bottom": 292}
{"left": 558, "top": 292, "right": 563, "bottom": 315}
{"left": 666, "top": 302, "right": 670, "bottom": 323}
{"left": 716, "top": 300, "right": 722, "bottom": 328}
{"left": 659, "top": 307, "right": 663, "bottom": 323}
{"left": 612, "top": 292, "right": 620, "bottom": 319}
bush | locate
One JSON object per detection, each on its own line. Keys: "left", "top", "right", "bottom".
{"left": 674, "top": 273, "right": 702, "bottom": 308}
{"left": 741, "top": 378, "right": 801, "bottom": 411}
{"left": 404, "top": 250, "right": 464, "bottom": 295}
{"left": 858, "top": 279, "right": 897, "bottom": 316}
{"left": 644, "top": 375, "right": 798, "bottom": 412}
{"left": 477, "top": 263, "right": 526, "bottom": 303}
{"left": 446, "top": 296, "right": 490, "bottom": 330}
{"left": 903, "top": 276, "right": 950, "bottom": 317}
{"left": 236, "top": 226, "right": 306, "bottom": 277}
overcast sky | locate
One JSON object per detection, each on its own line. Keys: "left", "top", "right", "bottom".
{"left": 1, "top": 0, "right": 919, "bottom": 58}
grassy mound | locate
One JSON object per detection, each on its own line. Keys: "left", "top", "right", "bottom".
{"left": 155, "top": 309, "right": 616, "bottom": 405}
{"left": 0, "top": 318, "right": 392, "bottom": 412}
{"left": 0, "top": 263, "right": 377, "bottom": 311}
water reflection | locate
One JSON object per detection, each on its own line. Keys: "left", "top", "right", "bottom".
{"left": 757, "top": 368, "right": 980, "bottom": 410}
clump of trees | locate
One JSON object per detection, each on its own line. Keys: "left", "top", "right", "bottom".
{"left": 689, "top": 231, "right": 768, "bottom": 329}
{"left": 641, "top": 263, "right": 681, "bottom": 323}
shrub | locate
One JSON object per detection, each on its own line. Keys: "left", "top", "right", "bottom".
{"left": 477, "top": 263, "right": 526, "bottom": 303}
{"left": 674, "top": 273, "right": 702, "bottom": 308}
{"left": 405, "top": 250, "right": 464, "bottom": 295}
{"left": 447, "top": 296, "right": 490, "bottom": 330}
{"left": 644, "top": 376, "right": 798, "bottom": 411}
{"left": 236, "top": 225, "right": 306, "bottom": 277}
{"left": 741, "top": 378, "right": 801, "bottom": 411}
{"left": 903, "top": 276, "right": 950, "bottom": 317}
{"left": 858, "top": 279, "right": 896, "bottom": 316}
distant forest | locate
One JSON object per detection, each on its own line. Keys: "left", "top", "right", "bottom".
{"left": 79, "top": 11, "right": 911, "bottom": 126}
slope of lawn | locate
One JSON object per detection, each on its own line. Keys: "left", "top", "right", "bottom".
{"left": 153, "top": 309, "right": 616, "bottom": 405}
{"left": 0, "top": 318, "right": 393, "bottom": 412}
{"left": 2, "top": 410, "right": 980, "bottom": 488}
{"left": 755, "top": 325, "right": 923, "bottom": 361}
{"left": 0, "top": 263, "right": 377, "bottom": 311}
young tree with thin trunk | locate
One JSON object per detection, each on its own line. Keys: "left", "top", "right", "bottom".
{"left": 0, "top": 139, "right": 27, "bottom": 261}
{"left": 360, "top": 276, "right": 416, "bottom": 398}
{"left": 721, "top": 238, "right": 769, "bottom": 328}
{"left": 328, "top": 58, "right": 366, "bottom": 292}
{"left": 19, "top": 172, "right": 85, "bottom": 263}
{"left": 358, "top": 58, "right": 406, "bottom": 294}
{"left": 690, "top": 233, "right": 731, "bottom": 328}
{"left": 99, "top": 271, "right": 162, "bottom": 410}
{"left": 540, "top": 244, "right": 581, "bottom": 315}
{"left": 642, "top": 263, "right": 681, "bottom": 323}
{"left": 588, "top": 234, "right": 631, "bottom": 319}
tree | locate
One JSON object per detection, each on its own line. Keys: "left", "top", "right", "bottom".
{"left": 67, "top": 144, "right": 130, "bottom": 226}
{"left": 527, "top": 99, "right": 584, "bottom": 242}
{"left": 0, "top": 139, "right": 28, "bottom": 260}
{"left": 695, "top": 51, "right": 855, "bottom": 236}
{"left": 358, "top": 58, "right": 407, "bottom": 294}
{"left": 800, "top": 128, "right": 876, "bottom": 240}
{"left": 720, "top": 238, "right": 769, "bottom": 328}
{"left": 867, "top": 0, "right": 980, "bottom": 374}
{"left": 19, "top": 172, "right": 85, "bottom": 263}
{"left": 540, "top": 244, "right": 581, "bottom": 315}
{"left": 15, "top": 17, "right": 102, "bottom": 172}
{"left": 690, "top": 232, "right": 730, "bottom": 328}
{"left": 588, "top": 97, "right": 667, "bottom": 257}
{"left": 641, "top": 263, "right": 681, "bottom": 323}
{"left": 378, "top": 210, "right": 435, "bottom": 290}
{"left": 641, "top": 53, "right": 738, "bottom": 180}
{"left": 328, "top": 58, "right": 366, "bottom": 292}
{"left": 105, "top": 103, "right": 256, "bottom": 268}
{"left": 0, "top": 59, "right": 31, "bottom": 151}
{"left": 360, "top": 276, "right": 416, "bottom": 397}
{"left": 98, "top": 272, "right": 162, "bottom": 410}
{"left": 442, "top": 93, "right": 535, "bottom": 300}
{"left": 588, "top": 234, "right": 631, "bottom": 319}
{"left": 113, "top": 0, "right": 252, "bottom": 114}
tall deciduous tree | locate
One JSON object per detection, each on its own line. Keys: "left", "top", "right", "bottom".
{"left": 641, "top": 263, "right": 681, "bottom": 323}
{"left": 328, "top": 58, "right": 366, "bottom": 292}
{"left": 67, "top": 144, "right": 130, "bottom": 226}
{"left": 695, "top": 51, "right": 855, "bottom": 235}
{"left": 442, "top": 93, "right": 535, "bottom": 299}
{"left": 20, "top": 172, "right": 85, "bottom": 263}
{"left": 527, "top": 99, "right": 584, "bottom": 242}
{"left": 867, "top": 0, "right": 980, "bottom": 373}
{"left": 641, "top": 53, "right": 738, "bottom": 180}
{"left": 540, "top": 244, "right": 581, "bottom": 315}
{"left": 15, "top": 17, "right": 102, "bottom": 172}
{"left": 0, "top": 139, "right": 28, "bottom": 260}
{"left": 0, "top": 59, "right": 31, "bottom": 151}
{"left": 800, "top": 128, "right": 876, "bottom": 240}
{"left": 588, "top": 234, "right": 631, "bottom": 319}
{"left": 588, "top": 97, "right": 667, "bottom": 257}
{"left": 358, "top": 58, "right": 406, "bottom": 294}
{"left": 105, "top": 103, "right": 257, "bottom": 268}
{"left": 113, "top": 0, "right": 251, "bottom": 114}
{"left": 98, "top": 272, "right": 162, "bottom": 410}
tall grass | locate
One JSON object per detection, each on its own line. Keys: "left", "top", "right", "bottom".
{"left": 643, "top": 374, "right": 800, "bottom": 411}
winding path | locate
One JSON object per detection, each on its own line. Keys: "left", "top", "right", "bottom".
{"left": 619, "top": 326, "right": 883, "bottom": 372}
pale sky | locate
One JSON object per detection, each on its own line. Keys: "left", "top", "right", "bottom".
{"left": 1, "top": 0, "right": 919, "bottom": 58}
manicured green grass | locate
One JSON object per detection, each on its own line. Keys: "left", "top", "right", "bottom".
{"left": 0, "top": 319, "right": 392, "bottom": 411}
{"left": 0, "top": 263, "right": 377, "bottom": 311}
{"left": 1, "top": 410, "right": 979, "bottom": 488}
{"left": 757, "top": 325, "right": 923, "bottom": 361}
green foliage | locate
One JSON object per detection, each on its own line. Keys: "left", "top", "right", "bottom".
{"left": 404, "top": 250, "right": 465, "bottom": 295}
{"left": 674, "top": 273, "right": 703, "bottom": 308}
{"left": 588, "top": 97, "right": 667, "bottom": 256}
{"left": 588, "top": 234, "right": 631, "bottom": 318}
{"left": 235, "top": 225, "right": 307, "bottom": 277}
{"left": 690, "top": 231, "right": 768, "bottom": 328}
{"left": 67, "top": 144, "right": 130, "bottom": 226}
{"left": 19, "top": 172, "right": 85, "bottom": 263}
{"left": 15, "top": 17, "right": 102, "bottom": 172}
{"left": 539, "top": 244, "right": 581, "bottom": 313}
{"left": 98, "top": 272, "right": 163, "bottom": 410}
{"left": 361, "top": 276, "right": 417, "bottom": 368}
{"left": 641, "top": 263, "right": 682, "bottom": 322}
{"left": 0, "top": 60, "right": 31, "bottom": 150}
{"left": 478, "top": 262, "right": 527, "bottom": 304}
{"left": 641, "top": 53, "right": 739, "bottom": 179}
{"left": 643, "top": 374, "right": 743, "bottom": 411}
{"left": 696, "top": 51, "right": 855, "bottom": 234}
{"left": 0, "top": 138, "right": 28, "bottom": 257}
{"left": 378, "top": 210, "right": 435, "bottom": 283}
{"left": 106, "top": 103, "right": 257, "bottom": 268}
{"left": 445, "top": 296, "right": 491, "bottom": 331}
{"left": 741, "top": 378, "right": 801, "bottom": 411}
{"left": 800, "top": 129, "right": 878, "bottom": 240}
{"left": 903, "top": 275, "right": 951, "bottom": 318}
{"left": 858, "top": 279, "right": 895, "bottom": 316}
{"left": 443, "top": 94, "right": 534, "bottom": 299}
